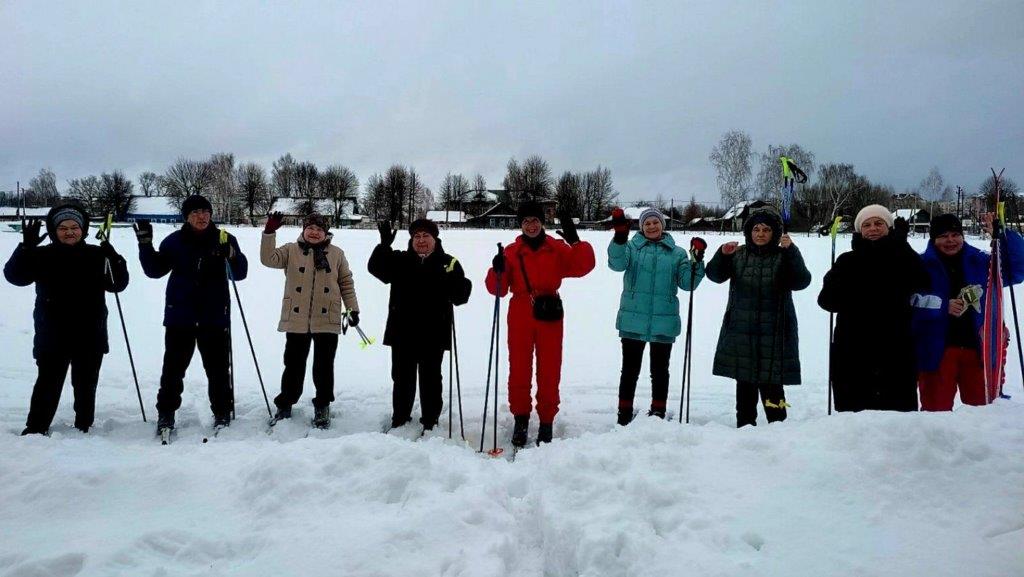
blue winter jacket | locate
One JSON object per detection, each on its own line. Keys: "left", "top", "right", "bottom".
{"left": 139, "top": 224, "right": 248, "bottom": 328}
{"left": 608, "top": 232, "right": 704, "bottom": 343}
{"left": 911, "top": 231, "right": 1024, "bottom": 371}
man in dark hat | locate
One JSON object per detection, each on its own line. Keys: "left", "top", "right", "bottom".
{"left": 913, "top": 213, "right": 1024, "bottom": 410}
{"left": 134, "top": 194, "right": 248, "bottom": 436}
{"left": 4, "top": 203, "right": 129, "bottom": 435}
{"left": 485, "top": 202, "right": 595, "bottom": 447}
{"left": 369, "top": 218, "right": 471, "bottom": 431}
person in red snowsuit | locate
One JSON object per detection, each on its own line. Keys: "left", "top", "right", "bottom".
{"left": 485, "top": 201, "right": 595, "bottom": 447}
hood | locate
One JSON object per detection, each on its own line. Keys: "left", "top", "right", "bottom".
{"left": 45, "top": 203, "right": 90, "bottom": 242}
{"left": 743, "top": 206, "right": 783, "bottom": 248}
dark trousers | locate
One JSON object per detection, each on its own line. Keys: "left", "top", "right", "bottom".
{"left": 25, "top": 352, "right": 103, "bottom": 433}
{"left": 736, "top": 381, "right": 787, "bottom": 427}
{"left": 391, "top": 345, "right": 444, "bottom": 426}
{"left": 618, "top": 338, "right": 673, "bottom": 411}
{"left": 156, "top": 326, "right": 232, "bottom": 416}
{"left": 275, "top": 332, "right": 339, "bottom": 409}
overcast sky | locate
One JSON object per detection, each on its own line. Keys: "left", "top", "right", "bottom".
{"left": 2, "top": 0, "right": 1021, "bottom": 204}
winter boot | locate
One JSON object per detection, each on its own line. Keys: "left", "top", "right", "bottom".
{"left": 617, "top": 408, "right": 634, "bottom": 426}
{"left": 273, "top": 405, "right": 292, "bottom": 421}
{"left": 157, "top": 411, "right": 175, "bottom": 432}
{"left": 390, "top": 415, "right": 411, "bottom": 429}
{"left": 511, "top": 415, "right": 529, "bottom": 448}
{"left": 213, "top": 412, "right": 231, "bottom": 428}
{"left": 648, "top": 400, "right": 666, "bottom": 419}
{"left": 313, "top": 405, "right": 331, "bottom": 429}
{"left": 536, "top": 422, "right": 553, "bottom": 446}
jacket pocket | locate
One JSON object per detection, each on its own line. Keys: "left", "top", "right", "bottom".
{"left": 329, "top": 301, "right": 343, "bottom": 325}
{"left": 280, "top": 297, "right": 292, "bottom": 323}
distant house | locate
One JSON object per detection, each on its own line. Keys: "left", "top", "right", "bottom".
{"left": 463, "top": 190, "right": 501, "bottom": 219}
{"left": 891, "top": 192, "right": 924, "bottom": 210}
{"left": 127, "top": 196, "right": 180, "bottom": 224}
{"left": 425, "top": 210, "right": 469, "bottom": 226}
{"left": 721, "top": 200, "right": 769, "bottom": 231}
{"left": 467, "top": 202, "right": 519, "bottom": 229}
{"left": 892, "top": 208, "right": 930, "bottom": 233}
{"left": 0, "top": 206, "right": 51, "bottom": 222}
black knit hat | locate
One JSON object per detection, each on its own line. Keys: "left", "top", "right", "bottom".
{"left": 930, "top": 213, "right": 963, "bottom": 239}
{"left": 516, "top": 201, "right": 545, "bottom": 224}
{"left": 409, "top": 218, "right": 439, "bottom": 239}
{"left": 303, "top": 213, "right": 330, "bottom": 232}
{"left": 181, "top": 194, "right": 213, "bottom": 217}
{"left": 45, "top": 203, "right": 90, "bottom": 239}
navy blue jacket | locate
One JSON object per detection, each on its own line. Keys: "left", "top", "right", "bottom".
{"left": 912, "top": 231, "right": 1024, "bottom": 371}
{"left": 4, "top": 240, "right": 129, "bottom": 358}
{"left": 139, "top": 224, "right": 247, "bottom": 328}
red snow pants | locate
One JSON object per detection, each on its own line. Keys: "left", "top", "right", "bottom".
{"left": 506, "top": 297, "right": 563, "bottom": 423}
{"left": 918, "top": 343, "right": 1006, "bottom": 411}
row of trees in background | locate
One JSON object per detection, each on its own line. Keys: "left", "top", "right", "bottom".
{"left": 707, "top": 129, "right": 1020, "bottom": 228}
{"left": 5, "top": 153, "right": 621, "bottom": 225}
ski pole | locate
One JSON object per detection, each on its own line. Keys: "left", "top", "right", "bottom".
{"left": 453, "top": 319, "right": 465, "bottom": 440}
{"left": 449, "top": 312, "right": 465, "bottom": 440}
{"left": 679, "top": 263, "right": 695, "bottom": 423}
{"left": 480, "top": 243, "right": 504, "bottom": 455}
{"left": 990, "top": 181, "right": 1024, "bottom": 394}
{"left": 97, "top": 215, "right": 146, "bottom": 422}
{"left": 221, "top": 231, "right": 273, "bottom": 418}
{"left": 827, "top": 216, "right": 842, "bottom": 415}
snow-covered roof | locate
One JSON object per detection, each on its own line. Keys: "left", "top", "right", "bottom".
{"left": 892, "top": 208, "right": 927, "bottom": 219}
{"left": 469, "top": 191, "right": 500, "bottom": 203}
{"left": 130, "top": 196, "right": 178, "bottom": 215}
{"left": 722, "top": 200, "right": 764, "bottom": 220}
{"left": 0, "top": 206, "right": 50, "bottom": 217}
{"left": 600, "top": 207, "right": 656, "bottom": 222}
{"left": 271, "top": 198, "right": 337, "bottom": 215}
{"left": 426, "top": 210, "right": 469, "bottom": 223}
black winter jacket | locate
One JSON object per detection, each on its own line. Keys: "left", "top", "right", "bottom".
{"left": 705, "top": 209, "right": 812, "bottom": 385}
{"left": 367, "top": 239, "right": 472, "bottom": 350}
{"left": 139, "top": 224, "right": 247, "bottom": 328}
{"left": 818, "top": 233, "right": 929, "bottom": 411}
{"left": 4, "top": 240, "right": 129, "bottom": 358}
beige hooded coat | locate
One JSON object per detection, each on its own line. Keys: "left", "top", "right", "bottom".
{"left": 261, "top": 232, "right": 359, "bottom": 334}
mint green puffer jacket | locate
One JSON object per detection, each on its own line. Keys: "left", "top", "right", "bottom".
{"left": 608, "top": 232, "right": 705, "bottom": 343}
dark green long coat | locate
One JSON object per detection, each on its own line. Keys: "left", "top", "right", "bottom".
{"left": 705, "top": 241, "right": 812, "bottom": 385}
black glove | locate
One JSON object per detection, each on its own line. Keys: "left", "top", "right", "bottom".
{"left": 556, "top": 212, "right": 580, "bottom": 245}
{"left": 99, "top": 240, "right": 119, "bottom": 257}
{"left": 378, "top": 221, "right": 396, "bottom": 246}
{"left": 213, "top": 235, "right": 234, "bottom": 259}
{"left": 347, "top": 311, "right": 360, "bottom": 327}
{"left": 893, "top": 217, "right": 909, "bottom": 242}
{"left": 492, "top": 252, "right": 506, "bottom": 274}
{"left": 21, "top": 218, "right": 46, "bottom": 248}
{"left": 134, "top": 219, "right": 153, "bottom": 244}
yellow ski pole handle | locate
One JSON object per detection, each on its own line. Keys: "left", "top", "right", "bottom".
{"left": 829, "top": 216, "right": 842, "bottom": 239}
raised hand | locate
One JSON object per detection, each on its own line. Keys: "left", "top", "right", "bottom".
{"left": 21, "top": 218, "right": 46, "bottom": 248}
{"left": 721, "top": 241, "right": 739, "bottom": 255}
{"left": 689, "top": 237, "right": 707, "bottom": 263}
{"left": 134, "top": 219, "right": 153, "bottom": 244}
{"left": 556, "top": 211, "right": 579, "bottom": 245}
{"left": 610, "top": 208, "right": 629, "bottom": 244}
{"left": 264, "top": 211, "right": 284, "bottom": 234}
{"left": 377, "top": 221, "right": 396, "bottom": 246}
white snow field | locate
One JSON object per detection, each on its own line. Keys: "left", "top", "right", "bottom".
{"left": 1, "top": 226, "right": 1022, "bottom": 577}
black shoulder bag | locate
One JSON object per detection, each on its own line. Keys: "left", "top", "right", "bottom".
{"left": 518, "top": 252, "right": 564, "bottom": 322}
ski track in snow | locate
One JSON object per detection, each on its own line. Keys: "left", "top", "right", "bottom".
{"left": 1, "top": 227, "right": 1022, "bottom": 577}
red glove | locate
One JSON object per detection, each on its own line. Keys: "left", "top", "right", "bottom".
{"left": 689, "top": 237, "right": 707, "bottom": 262}
{"left": 610, "top": 208, "right": 629, "bottom": 244}
{"left": 264, "top": 212, "right": 284, "bottom": 234}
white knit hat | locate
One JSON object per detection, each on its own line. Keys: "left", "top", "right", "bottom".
{"left": 854, "top": 204, "right": 894, "bottom": 232}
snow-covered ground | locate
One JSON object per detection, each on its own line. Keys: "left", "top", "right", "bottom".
{"left": 1, "top": 226, "right": 1021, "bottom": 577}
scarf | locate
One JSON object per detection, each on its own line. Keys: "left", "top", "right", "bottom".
{"left": 298, "top": 239, "right": 331, "bottom": 272}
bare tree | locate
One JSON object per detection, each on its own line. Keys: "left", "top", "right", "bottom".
{"left": 236, "top": 162, "right": 272, "bottom": 224}
{"left": 29, "top": 168, "right": 60, "bottom": 203}
{"left": 580, "top": 165, "right": 617, "bottom": 220}
{"left": 708, "top": 130, "right": 753, "bottom": 206}
{"left": 438, "top": 172, "right": 472, "bottom": 211}
{"left": 291, "top": 161, "right": 320, "bottom": 218}
{"left": 138, "top": 171, "right": 162, "bottom": 197}
{"left": 97, "top": 170, "right": 136, "bottom": 220}
{"left": 554, "top": 171, "right": 583, "bottom": 218}
{"left": 66, "top": 176, "right": 101, "bottom": 213}
{"left": 361, "top": 173, "right": 387, "bottom": 221}
{"left": 754, "top": 144, "right": 815, "bottom": 201}
{"left": 813, "top": 163, "right": 868, "bottom": 221}
{"left": 383, "top": 165, "right": 409, "bottom": 224}
{"left": 319, "top": 165, "right": 359, "bottom": 225}
{"left": 917, "top": 167, "right": 946, "bottom": 201}
{"left": 272, "top": 153, "right": 297, "bottom": 198}
{"left": 207, "top": 153, "right": 241, "bottom": 222}
{"left": 163, "top": 157, "right": 213, "bottom": 209}
{"left": 503, "top": 155, "right": 553, "bottom": 206}
{"left": 473, "top": 173, "right": 487, "bottom": 194}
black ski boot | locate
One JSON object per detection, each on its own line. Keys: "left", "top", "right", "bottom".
{"left": 536, "top": 422, "right": 553, "bottom": 446}
{"left": 313, "top": 405, "right": 331, "bottom": 429}
{"left": 511, "top": 415, "right": 529, "bottom": 448}
{"left": 213, "top": 412, "right": 231, "bottom": 428}
{"left": 617, "top": 408, "right": 634, "bottom": 426}
{"left": 273, "top": 405, "right": 292, "bottom": 422}
{"left": 157, "top": 411, "right": 175, "bottom": 431}
{"left": 647, "top": 408, "right": 666, "bottom": 419}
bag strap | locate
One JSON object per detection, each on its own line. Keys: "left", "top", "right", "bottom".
{"left": 517, "top": 252, "right": 536, "bottom": 300}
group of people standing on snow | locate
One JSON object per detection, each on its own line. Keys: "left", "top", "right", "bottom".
{"left": 6, "top": 194, "right": 1023, "bottom": 447}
